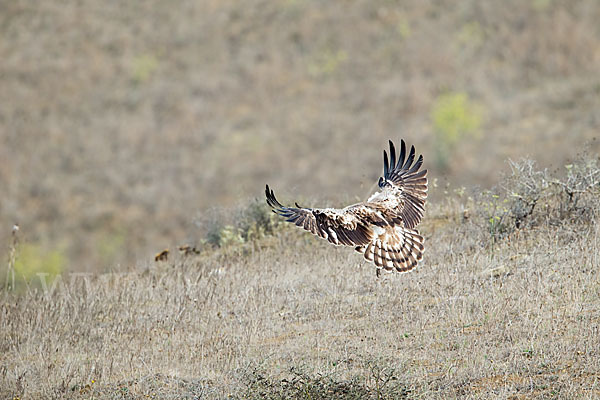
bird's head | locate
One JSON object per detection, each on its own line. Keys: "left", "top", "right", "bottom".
{"left": 378, "top": 177, "right": 392, "bottom": 188}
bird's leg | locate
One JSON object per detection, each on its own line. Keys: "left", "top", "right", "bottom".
{"left": 376, "top": 268, "right": 381, "bottom": 278}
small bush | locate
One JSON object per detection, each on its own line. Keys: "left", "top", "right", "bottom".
{"left": 478, "top": 155, "right": 600, "bottom": 243}
{"left": 199, "top": 199, "right": 279, "bottom": 248}
{"left": 532, "top": 0, "right": 554, "bottom": 11}
{"left": 456, "top": 21, "right": 485, "bottom": 48}
{"left": 431, "top": 92, "right": 483, "bottom": 170}
{"left": 236, "top": 365, "right": 410, "bottom": 400}
{"left": 308, "top": 49, "right": 348, "bottom": 78}
{"left": 131, "top": 53, "right": 158, "bottom": 84}
{"left": 204, "top": 220, "right": 243, "bottom": 248}
{"left": 7, "top": 243, "right": 66, "bottom": 288}
{"left": 556, "top": 158, "right": 600, "bottom": 220}
{"left": 235, "top": 198, "right": 278, "bottom": 242}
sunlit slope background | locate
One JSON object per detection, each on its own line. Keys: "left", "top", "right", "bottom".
{"left": 1, "top": 0, "right": 600, "bottom": 271}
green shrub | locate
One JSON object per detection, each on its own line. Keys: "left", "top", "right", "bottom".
{"left": 131, "top": 54, "right": 158, "bottom": 84}
{"left": 456, "top": 21, "right": 485, "bottom": 48}
{"left": 236, "top": 198, "right": 278, "bottom": 242}
{"left": 201, "top": 199, "right": 279, "bottom": 248}
{"left": 431, "top": 92, "right": 483, "bottom": 170}
{"left": 308, "top": 49, "right": 348, "bottom": 78}
{"left": 396, "top": 18, "right": 411, "bottom": 39}
{"left": 532, "top": 0, "right": 553, "bottom": 10}
{"left": 10, "top": 243, "right": 66, "bottom": 287}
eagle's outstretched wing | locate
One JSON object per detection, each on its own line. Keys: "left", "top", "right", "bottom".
{"left": 376, "top": 140, "right": 428, "bottom": 229}
{"left": 265, "top": 185, "right": 374, "bottom": 247}
{"left": 265, "top": 139, "right": 427, "bottom": 275}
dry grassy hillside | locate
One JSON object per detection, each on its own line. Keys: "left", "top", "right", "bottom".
{"left": 1, "top": 0, "right": 600, "bottom": 270}
{"left": 2, "top": 1, "right": 600, "bottom": 398}
{"left": 1, "top": 157, "right": 599, "bottom": 399}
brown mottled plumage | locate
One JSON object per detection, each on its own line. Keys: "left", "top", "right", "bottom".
{"left": 266, "top": 140, "right": 427, "bottom": 276}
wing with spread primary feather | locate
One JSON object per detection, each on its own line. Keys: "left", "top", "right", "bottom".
{"left": 265, "top": 185, "right": 374, "bottom": 247}
{"left": 375, "top": 140, "right": 428, "bottom": 229}
{"left": 265, "top": 139, "right": 428, "bottom": 276}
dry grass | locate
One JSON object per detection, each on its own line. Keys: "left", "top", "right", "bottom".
{"left": 2, "top": 160, "right": 600, "bottom": 398}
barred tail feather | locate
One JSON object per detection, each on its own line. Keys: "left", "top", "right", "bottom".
{"left": 355, "top": 228, "right": 424, "bottom": 274}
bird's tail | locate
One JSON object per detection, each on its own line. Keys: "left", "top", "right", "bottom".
{"left": 355, "top": 227, "right": 424, "bottom": 274}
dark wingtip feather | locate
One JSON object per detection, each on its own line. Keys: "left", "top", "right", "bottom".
{"left": 402, "top": 145, "right": 416, "bottom": 170}
{"left": 397, "top": 140, "right": 406, "bottom": 169}
{"left": 265, "top": 184, "right": 271, "bottom": 206}
{"left": 407, "top": 154, "right": 423, "bottom": 174}
{"left": 383, "top": 150, "right": 389, "bottom": 176}
{"left": 265, "top": 184, "right": 284, "bottom": 209}
{"left": 389, "top": 140, "right": 396, "bottom": 173}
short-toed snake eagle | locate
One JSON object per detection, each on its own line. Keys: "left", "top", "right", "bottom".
{"left": 266, "top": 140, "right": 427, "bottom": 276}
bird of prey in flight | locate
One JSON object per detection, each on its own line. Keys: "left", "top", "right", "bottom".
{"left": 266, "top": 140, "right": 427, "bottom": 276}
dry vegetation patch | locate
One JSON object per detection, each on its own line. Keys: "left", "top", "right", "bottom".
{"left": 2, "top": 157, "right": 600, "bottom": 399}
